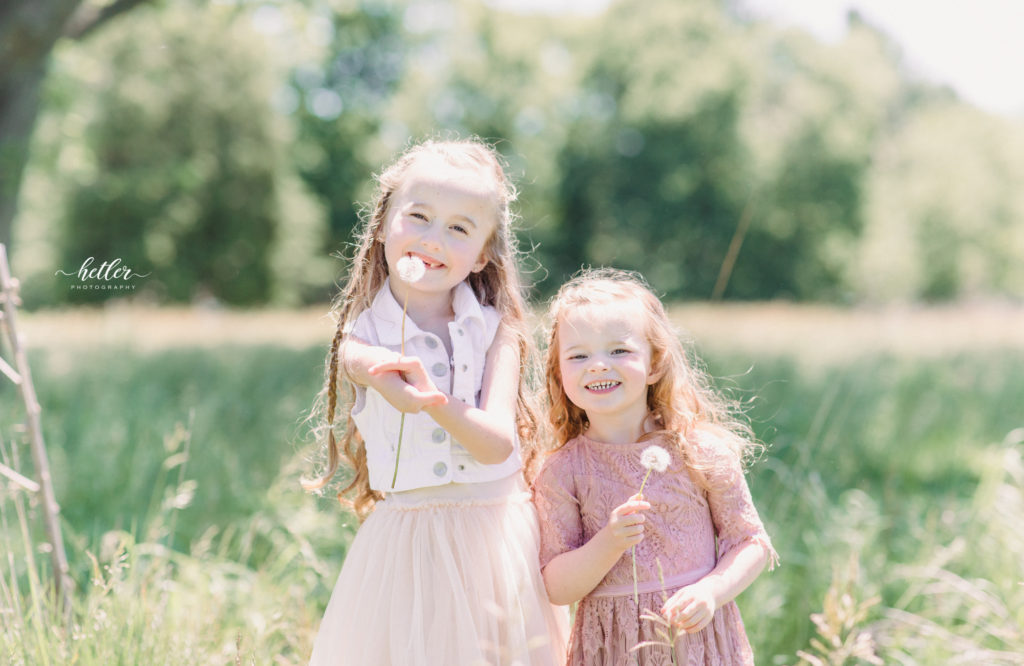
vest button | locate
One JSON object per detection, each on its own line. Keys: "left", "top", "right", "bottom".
{"left": 431, "top": 362, "right": 448, "bottom": 377}
{"left": 431, "top": 427, "right": 447, "bottom": 443}
{"left": 425, "top": 337, "right": 438, "bottom": 349}
{"left": 433, "top": 461, "right": 448, "bottom": 477}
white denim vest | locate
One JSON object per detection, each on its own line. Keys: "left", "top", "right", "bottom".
{"left": 348, "top": 279, "right": 522, "bottom": 492}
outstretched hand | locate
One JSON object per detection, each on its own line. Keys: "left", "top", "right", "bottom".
{"left": 368, "top": 356, "right": 448, "bottom": 413}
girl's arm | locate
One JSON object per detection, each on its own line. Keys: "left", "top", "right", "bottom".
{"left": 367, "top": 323, "right": 520, "bottom": 465}
{"left": 420, "top": 323, "right": 519, "bottom": 464}
{"left": 663, "top": 428, "right": 776, "bottom": 631}
{"left": 542, "top": 496, "right": 650, "bottom": 606}
{"left": 661, "top": 540, "right": 769, "bottom": 633}
{"left": 340, "top": 337, "right": 448, "bottom": 412}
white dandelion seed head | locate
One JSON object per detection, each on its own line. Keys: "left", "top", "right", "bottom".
{"left": 396, "top": 255, "right": 426, "bottom": 283}
{"left": 640, "top": 445, "right": 670, "bottom": 473}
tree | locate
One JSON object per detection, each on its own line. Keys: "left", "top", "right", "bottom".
{"left": 734, "top": 126, "right": 865, "bottom": 300}
{"left": 384, "top": 0, "right": 589, "bottom": 294}
{"left": 290, "top": 1, "right": 407, "bottom": 266}
{"left": 0, "top": 0, "right": 152, "bottom": 252}
{"left": 56, "top": 4, "right": 284, "bottom": 305}
{"left": 549, "top": 0, "right": 752, "bottom": 297}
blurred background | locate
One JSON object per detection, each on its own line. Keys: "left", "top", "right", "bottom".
{"left": 1, "top": 0, "right": 1022, "bottom": 663}
{"left": 7, "top": 0, "right": 1024, "bottom": 305}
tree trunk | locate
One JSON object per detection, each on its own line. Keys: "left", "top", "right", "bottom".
{"left": 0, "top": 0, "right": 83, "bottom": 251}
{"left": 0, "top": 0, "right": 151, "bottom": 253}
{"left": 0, "top": 62, "right": 49, "bottom": 251}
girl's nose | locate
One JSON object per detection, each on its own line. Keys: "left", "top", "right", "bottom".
{"left": 419, "top": 232, "right": 442, "bottom": 253}
{"left": 587, "top": 358, "right": 608, "bottom": 372}
{"left": 418, "top": 223, "right": 443, "bottom": 250}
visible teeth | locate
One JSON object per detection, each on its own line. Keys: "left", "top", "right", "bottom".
{"left": 587, "top": 381, "right": 619, "bottom": 390}
{"left": 411, "top": 254, "right": 442, "bottom": 268}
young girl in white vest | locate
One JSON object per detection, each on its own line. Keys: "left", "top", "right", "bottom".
{"left": 305, "top": 138, "right": 568, "bottom": 665}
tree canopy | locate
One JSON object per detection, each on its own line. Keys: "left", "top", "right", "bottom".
{"left": 9, "top": 0, "right": 1024, "bottom": 305}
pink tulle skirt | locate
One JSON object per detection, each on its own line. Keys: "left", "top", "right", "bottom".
{"left": 309, "top": 473, "right": 569, "bottom": 665}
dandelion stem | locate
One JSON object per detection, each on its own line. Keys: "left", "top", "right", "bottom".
{"left": 633, "top": 468, "right": 653, "bottom": 605}
{"left": 638, "top": 469, "right": 653, "bottom": 496}
{"left": 632, "top": 545, "right": 639, "bottom": 606}
{"left": 391, "top": 414, "right": 406, "bottom": 488}
{"left": 390, "top": 293, "right": 410, "bottom": 489}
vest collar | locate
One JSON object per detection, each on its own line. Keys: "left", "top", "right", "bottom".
{"left": 370, "top": 278, "right": 488, "bottom": 346}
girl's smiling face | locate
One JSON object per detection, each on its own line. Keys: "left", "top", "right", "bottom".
{"left": 556, "top": 301, "right": 659, "bottom": 440}
{"left": 382, "top": 156, "right": 498, "bottom": 301}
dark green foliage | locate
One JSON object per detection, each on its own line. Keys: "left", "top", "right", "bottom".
{"left": 13, "top": 0, "right": 1024, "bottom": 306}
{"left": 550, "top": 95, "right": 751, "bottom": 298}
{"left": 736, "top": 128, "right": 866, "bottom": 300}
{"left": 291, "top": 2, "right": 407, "bottom": 265}
{"left": 56, "top": 9, "right": 281, "bottom": 305}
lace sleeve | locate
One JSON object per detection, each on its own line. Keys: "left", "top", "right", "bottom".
{"left": 703, "top": 439, "right": 779, "bottom": 570}
{"left": 532, "top": 450, "right": 584, "bottom": 571}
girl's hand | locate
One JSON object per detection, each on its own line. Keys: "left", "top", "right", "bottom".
{"left": 367, "top": 356, "right": 448, "bottom": 413}
{"left": 597, "top": 495, "right": 651, "bottom": 555}
{"left": 662, "top": 582, "right": 717, "bottom": 633}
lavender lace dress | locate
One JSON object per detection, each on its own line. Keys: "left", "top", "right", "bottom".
{"left": 533, "top": 433, "right": 777, "bottom": 666}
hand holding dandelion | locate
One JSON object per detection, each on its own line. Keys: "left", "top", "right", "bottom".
{"left": 391, "top": 256, "right": 426, "bottom": 489}
{"left": 633, "top": 445, "right": 671, "bottom": 604}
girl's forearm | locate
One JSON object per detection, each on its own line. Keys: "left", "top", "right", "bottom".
{"left": 339, "top": 338, "right": 396, "bottom": 387}
{"left": 425, "top": 323, "right": 519, "bottom": 464}
{"left": 541, "top": 532, "right": 623, "bottom": 606}
{"left": 699, "top": 540, "right": 769, "bottom": 608}
{"left": 342, "top": 328, "right": 520, "bottom": 464}
{"left": 342, "top": 337, "right": 516, "bottom": 463}
{"left": 423, "top": 400, "right": 515, "bottom": 464}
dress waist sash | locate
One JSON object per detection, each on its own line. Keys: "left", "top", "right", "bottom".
{"left": 589, "top": 564, "right": 715, "bottom": 598}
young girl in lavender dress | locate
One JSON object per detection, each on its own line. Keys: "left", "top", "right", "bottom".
{"left": 533, "top": 268, "right": 778, "bottom": 665}
{"left": 305, "top": 138, "right": 568, "bottom": 665}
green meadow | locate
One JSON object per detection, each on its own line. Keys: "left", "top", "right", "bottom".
{"left": 2, "top": 306, "right": 1022, "bottom": 664}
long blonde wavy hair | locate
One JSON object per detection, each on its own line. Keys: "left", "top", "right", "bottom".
{"left": 543, "top": 268, "right": 758, "bottom": 490}
{"left": 303, "top": 138, "right": 539, "bottom": 520}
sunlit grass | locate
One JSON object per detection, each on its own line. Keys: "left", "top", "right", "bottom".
{"left": 1, "top": 415, "right": 342, "bottom": 665}
{"left": 728, "top": 352, "right": 1024, "bottom": 663}
{"left": 2, "top": 304, "right": 1023, "bottom": 663}
{"left": 19, "top": 301, "right": 1024, "bottom": 358}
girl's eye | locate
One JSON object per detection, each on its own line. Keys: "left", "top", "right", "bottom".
{"left": 568, "top": 353, "right": 587, "bottom": 361}
{"left": 611, "top": 348, "right": 630, "bottom": 355}
{"left": 450, "top": 224, "right": 468, "bottom": 235}
{"left": 410, "top": 212, "right": 429, "bottom": 222}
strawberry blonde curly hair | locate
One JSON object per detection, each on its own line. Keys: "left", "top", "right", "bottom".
{"left": 303, "top": 138, "right": 539, "bottom": 520}
{"left": 543, "top": 268, "right": 759, "bottom": 490}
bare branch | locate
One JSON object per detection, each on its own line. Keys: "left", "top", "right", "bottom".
{"left": 63, "top": 0, "right": 154, "bottom": 41}
{"left": 0, "top": 461, "right": 40, "bottom": 493}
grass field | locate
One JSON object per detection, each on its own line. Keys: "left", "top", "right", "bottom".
{"left": 2, "top": 303, "right": 1023, "bottom": 664}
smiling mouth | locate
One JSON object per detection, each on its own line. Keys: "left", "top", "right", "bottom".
{"left": 408, "top": 252, "right": 445, "bottom": 269}
{"left": 585, "top": 380, "right": 621, "bottom": 392}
